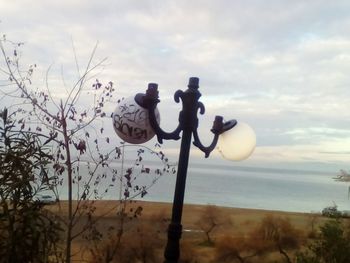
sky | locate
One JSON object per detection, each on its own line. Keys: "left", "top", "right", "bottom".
{"left": 1, "top": 0, "right": 350, "bottom": 173}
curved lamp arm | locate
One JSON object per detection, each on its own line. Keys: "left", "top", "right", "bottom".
{"left": 193, "top": 130, "right": 219, "bottom": 158}
{"left": 135, "top": 83, "right": 182, "bottom": 143}
{"left": 192, "top": 116, "right": 237, "bottom": 158}
{"left": 192, "top": 116, "right": 222, "bottom": 158}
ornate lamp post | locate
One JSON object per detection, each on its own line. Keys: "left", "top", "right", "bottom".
{"left": 112, "top": 77, "right": 256, "bottom": 263}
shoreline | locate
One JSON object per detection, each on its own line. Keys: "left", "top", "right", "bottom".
{"left": 54, "top": 199, "right": 320, "bottom": 215}
{"left": 51, "top": 200, "right": 322, "bottom": 232}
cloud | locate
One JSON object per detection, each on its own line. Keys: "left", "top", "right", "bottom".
{"left": 1, "top": 1, "right": 350, "bottom": 168}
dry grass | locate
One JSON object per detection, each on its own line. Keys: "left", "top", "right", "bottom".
{"left": 47, "top": 200, "right": 328, "bottom": 262}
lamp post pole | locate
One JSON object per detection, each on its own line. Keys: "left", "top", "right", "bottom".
{"left": 162, "top": 79, "right": 201, "bottom": 262}
{"left": 164, "top": 127, "right": 192, "bottom": 262}
{"left": 135, "top": 77, "right": 236, "bottom": 263}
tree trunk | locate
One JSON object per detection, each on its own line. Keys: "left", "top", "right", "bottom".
{"left": 278, "top": 245, "right": 292, "bottom": 263}
{"left": 62, "top": 112, "right": 73, "bottom": 263}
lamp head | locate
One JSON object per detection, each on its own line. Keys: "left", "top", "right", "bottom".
{"left": 217, "top": 121, "right": 256, "bottom": 161}
{"left": 112, "top": 95, "right": 160, "bottom": 144}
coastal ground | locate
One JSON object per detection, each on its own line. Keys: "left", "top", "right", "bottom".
{"left": 49, "top": 200, "right": 333, "bottom": 262}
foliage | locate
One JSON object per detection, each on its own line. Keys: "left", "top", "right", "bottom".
{"left": 296, "top": 219, "right": 350, "bottom": 263}
{"left": 118, "top": 224, "right": 162, "bottom": 263}
{"left": 307, "top": 213, "right": 319, "bottom": 239}
{"left": 0, "top": 34, "right": 119, "bottom": 263}
{"left": 334, "top": 169, "right": 350, "bottom": 182}
{"left": 85, "top": 146, "right": 175, "bottom": 263}
{"left": 214, "top": 215, "right": 303, "bottom": 263}
{"left": 0, "top": 35, "right": 177, "bottom": 262}
{"left": 179, "top": 240, "right": 199, "bottom": 263}
{"left": 214, "top": 235, "right": 263, "bottom": 263}
{"left": 87, "top": 211, "right": 167, "bottom": 263}
{"left": 0, "top": 108, "right": 63, "bottom": 262}
{"left": 196, "top": 205, "right": 232, "bottom": 245}
{"left": 333, "top": 169, "right": 350, "bottom": 201}
{"left": 322, "top": 204, "right": 342, "bottom": 218}
{"left": 250, "top": 215, "right": 302, "bottom": 263}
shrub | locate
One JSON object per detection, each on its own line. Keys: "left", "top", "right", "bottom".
{"left": 249, "top": 214, "right": 303, "bottom": 263}
{"left": 88, "top": 222, "right": 163, "bottom": 263}
{"left": 322, "top": 205, "right": 342, "bottom": 218}
{"left": 0, "top": 108, "right": 63, "bottom": 262}
{"left": 296, "top": 219, "right": 350, "bottom": 263}
{"left": 214, "top": 235, "right": 263, "bottom": 263}
{"left": 180, "top": 240, "right": 199, "bottom": 263}
{"left": 195, "top": 205, "right": 232, "bottom": 245}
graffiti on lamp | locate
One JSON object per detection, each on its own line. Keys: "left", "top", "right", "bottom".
{"left": 113, "top": 103, "right": 149, "bottom": 140}
{"left": 119, "top": 102, "right": 148, "bottom": 126}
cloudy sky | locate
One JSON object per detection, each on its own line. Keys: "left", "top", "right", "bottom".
{"left": 1, "top": 0, "right": 350, "bottom": 172}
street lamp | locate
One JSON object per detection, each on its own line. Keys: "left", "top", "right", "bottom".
{"left": 112, "top": 77, "right": 256, "bottom": 263}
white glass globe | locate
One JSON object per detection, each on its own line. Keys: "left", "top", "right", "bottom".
{"left": 217, "top": 122, "right": 256, "bottom": 161}
{"left": 112, "top": 96, "right": 160, "bottom": 144}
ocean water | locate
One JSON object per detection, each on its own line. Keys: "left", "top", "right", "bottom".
{"left": 141, "top": 166, "right": 349, "bottom": 213}
{"left": 54, "top": 161, "right": 350, "bottom": 213}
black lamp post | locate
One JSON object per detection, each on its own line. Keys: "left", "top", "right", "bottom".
{"left": 134, "top": 77, "right": 237, "bottom": 262}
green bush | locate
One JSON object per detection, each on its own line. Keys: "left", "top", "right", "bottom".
{"left": 322, "top": 205, "right": 342, "bottom": 218}
{"left": 0, "top": 108, "right": 63, "bottom": 262}
{"left": 296, "top": 220, "right": 350, "bottom": 263}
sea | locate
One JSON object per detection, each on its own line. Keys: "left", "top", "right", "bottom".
{"left": 54, "top": 160, "right": 350, "bottom": 213}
